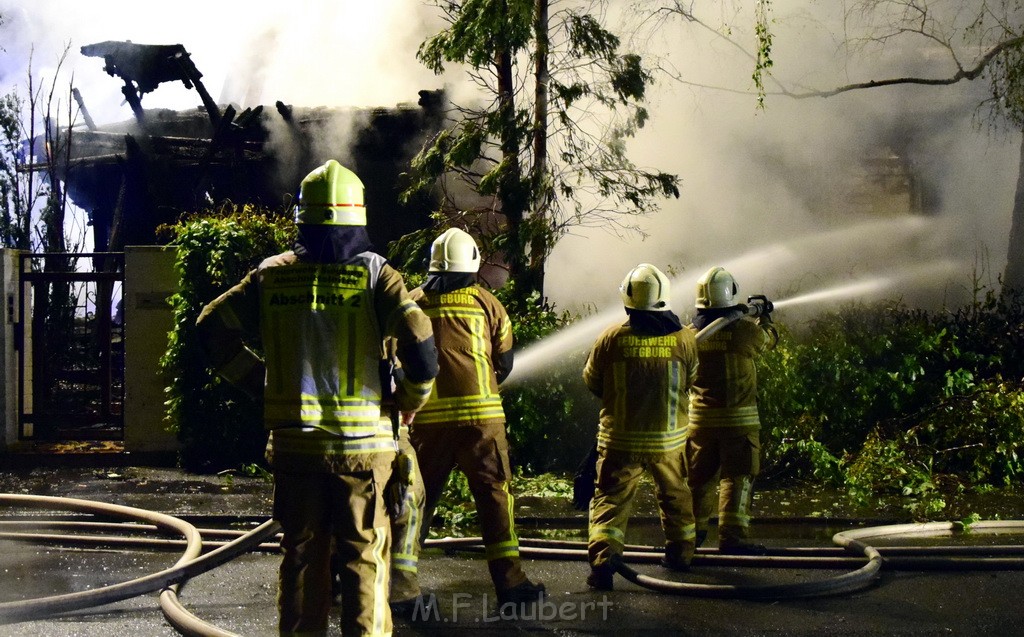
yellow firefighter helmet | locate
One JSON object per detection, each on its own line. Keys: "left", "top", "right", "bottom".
{"left": 294, "top": 160, "right": 366, "bottom": 226}
{"left": 620, "top": 263, "right": 672, "bottom": 311}
{"left": 429, "top": 228, "right": 481, "bottom": 273}
{"left": 695, "top": 266, "right": 739, "bottom": 309}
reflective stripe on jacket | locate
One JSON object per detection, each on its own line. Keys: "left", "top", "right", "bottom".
{"left": 410, "top": 284, "right": 512, "bottom": 427}
{"left": 257, "top": 253, "right": 386, "bottom": 435}
{"left": 196, "top": 249, "right": 436, "bottom": 461}
{"left": 688, "top": 316, "right": 773, "bottom": 429}
{"left": 583, "top": 322, "right": 699, "bottom": 454}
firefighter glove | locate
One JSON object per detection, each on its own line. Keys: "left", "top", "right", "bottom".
{"left": 385, "top": 450, "right": 415, "bottom": 520}
{"left": 572, "top": 446, "right": 599, "bottom": 511}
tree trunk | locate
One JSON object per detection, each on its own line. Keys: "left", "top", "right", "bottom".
{"left": 528, "top": 0, "right": 550, "bottom": 302}
{"left": 496, "top": 30, "right": 531, "bottom": 302}
{"left": 1002, "top": 131, "right": 1024, "bottom": 297}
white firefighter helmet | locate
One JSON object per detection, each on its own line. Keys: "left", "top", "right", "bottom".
{"left": 695, "top": 266, "right": 739, "bottom": 309}
{"left": 429, "top": 228, "right": 481, "bottom": 273}
{"left": 294, "top": 160, "right": 366, "bottom": 226}
{"left": 620, "top": 263, "right": 672, "bottom": 311}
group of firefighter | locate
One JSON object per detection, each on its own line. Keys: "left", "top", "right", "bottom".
{"left": 195, "top": 160, "right": 780, "bottom": 636}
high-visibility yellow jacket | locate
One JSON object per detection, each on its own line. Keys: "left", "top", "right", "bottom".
{"left": 583, "top": 322, "right": 699, "bottom": 455}
{"left": 688, "top": 316, "right": 774, "bottom": 429}
{"left": 408, "top": 284, "right": 512, "bottom": 427}
{"left": 196, "top": 250, "right": 437, "bottom": 469}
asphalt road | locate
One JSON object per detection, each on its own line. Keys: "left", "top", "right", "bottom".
{"left": 0, "top": 465, "right": 1022, "bottom": 636}
{"left": 2, "top": 544, "right": 1023, "bottom": 636}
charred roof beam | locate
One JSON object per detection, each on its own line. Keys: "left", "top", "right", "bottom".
{"left": 81, "top": 41, "right": 221, "bottom": 129}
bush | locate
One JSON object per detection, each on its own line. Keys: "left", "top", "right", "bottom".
{"left": 159, "top": 205, "right": 294, "bottom": 472}
{"left": 757, "top": 288, "right": 1024, "bottom": 517}
{"left": 493, "top": 283, "right": 592, "bottom": 473}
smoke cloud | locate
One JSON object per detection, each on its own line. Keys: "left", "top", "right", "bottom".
{"left": 0, "top": 0, "right": 445, "bottom": 120}
{"left": 0, "top": 0, "right": 1018, "bottom": 324}
{"left": 546, "top": 1, "right": 1019, "bottom": 323}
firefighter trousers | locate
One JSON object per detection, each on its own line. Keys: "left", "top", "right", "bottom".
{"left": 274, "top": 459, "right": 392, "bottom": 637}
{"left": 411, "top": 421, "right": 529, "bottom": 592}
{"left": 588, "top": 448, "right": 696, "bottom": 568}
{"left": 685, "top": 426, "right": 760, "bottom": 546}
{"left": 389, "top": 427, "right": 426, "bottom": 603}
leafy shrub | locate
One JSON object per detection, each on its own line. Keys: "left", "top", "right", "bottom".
{"left": 159, "top": 205, "right": 294, "bottom": 472}
{"left": 428, "top": 471, "right": 478, "bottom": 537}
{"left": 758, "top": 287, "right": 1024, "bottom": 517}
{"left": 494, "top": 283, "right": 592, "bottom": 473}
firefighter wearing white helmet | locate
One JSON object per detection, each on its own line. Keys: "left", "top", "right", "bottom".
{"left": 582, "top": 263, "right": 699, "bottom": 590}
{"left": 402, "top": 227, "right": 546, "bottom": 610}
{"left": 428, "top": 227, "right": 482, "bottom": 272}
{"left": 687, "top": 266, "right": 778, "bottom": 555}
{"left": 695, "top": 265, "right": 738, "bottom": 309}
{"left": 196, "top": 159, "right": 439, "bottom": 636}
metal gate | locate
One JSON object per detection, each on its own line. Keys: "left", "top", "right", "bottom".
{"left": 17, "top": 252, "right": 125, "bottom": 441}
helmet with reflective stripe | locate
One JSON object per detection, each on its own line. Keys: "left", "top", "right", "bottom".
{"left": 429, "top": 228, "right": 480, "bottom": 273}
{"left": 620, "top": 263, "right": 671, "bottom": 311}
{"left": 294, "top": 159, "right": 366, "bottom": 226}
{"left": 695, "top": 266, "right": 738, "bottom": 309}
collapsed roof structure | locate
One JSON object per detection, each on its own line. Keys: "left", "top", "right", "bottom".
{"left": 34, "top": 40, "right": 444, "bottom": 252}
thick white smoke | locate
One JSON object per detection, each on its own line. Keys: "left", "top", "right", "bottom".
{"left": 0, "top": 0, "right": 1018, "bottom": 321}
{"left": 0, "top": 0, "right": 445, "bottom": 122}
{"left": 545, "top": 2, "right": 1019, "bottom": 320}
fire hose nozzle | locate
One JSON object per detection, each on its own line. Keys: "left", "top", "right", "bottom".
{"left": 746, "top": 295, "right": 774, "bottom": 317}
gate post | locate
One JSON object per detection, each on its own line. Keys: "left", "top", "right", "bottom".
{"left": 0, "top": 249, "right": 18, "bottom": 452}
{"left": 123, "top": 245, "right": 181, "bottom": 455}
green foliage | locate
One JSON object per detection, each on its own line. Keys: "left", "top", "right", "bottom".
{"left": 159, "top": 205, "right": 294, "bottom": 472}
{"left": 752, "top": 0, "right": 775, "bottom": 109}
{"left": 405, "top": 0, "right": 679, "bottom": 302}
{"left": 494, "top": 282, "right": 590, "bottom": 473}
{"left": 0, "top": 89, "right": 34, "bottom": 249}
{"left": 511, "top": 470, "right": 573, "bottom": 499}
{"left": 759, "top": 288, "right": 1024, "bottom": 518}
{"left": 417, "top": 0, "right": 534, "bottom": 72}
{"left": 427, "top": 470, "right": 573, "bottom": 537}
{"left": 428, "top": 470, "right": 478, "bottom": 537}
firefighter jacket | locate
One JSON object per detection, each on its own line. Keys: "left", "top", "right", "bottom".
{"left": 583, "top": 321, "right": 699, "bottom": 455}
{"left": 688, "top": 315, "right": 775, "bottom": 429}
{"left": 196, "top": 250, "right": 437, "bottom": 470}
{"left": 408, "top": 283, "right": 513, "bottom": 428}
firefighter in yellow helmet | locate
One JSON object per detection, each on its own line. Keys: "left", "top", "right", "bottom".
{"left": 687, "top": 266, "right": 778, "bottom": 554}
{"left": 404, "top": 227, "right": 546, "bottom": 610}
{"left": 583, "top": 264, "right": 699, "bottom": 590}
{"left": 196, "top": 160, "right": 438, "bottom": 636}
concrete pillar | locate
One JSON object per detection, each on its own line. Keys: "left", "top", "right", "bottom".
{"left": 0, "top": 249, "right": 18, "bottom": 451}
{"left": 123, "top": 245, "right": 181, "bottom": 454}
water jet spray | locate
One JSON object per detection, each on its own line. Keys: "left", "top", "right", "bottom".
{"left": 507, "top": 257, "right": 962, "bottom": 388}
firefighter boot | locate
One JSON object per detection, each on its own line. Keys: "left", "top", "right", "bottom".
{"left": 694, "top": 528, "right": 708, "bottom": 548}
{"left": 661, "top": 541, "right": 693, "bottom": 572}
{"left": 497, "top": 579, "right": 546, "bottom": 606}
{"left": 719, "top": 541, "right": 768, "bottom": 555}
{"left": 586, "top": 563, "right": 615, "bottom": 591}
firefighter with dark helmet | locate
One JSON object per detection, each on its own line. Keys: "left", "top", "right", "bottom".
{"left": 687, "top": 266, "right": 778, "bottom": 554}
{"left": 196, "top": 159, "right": 438, "bottom": 636}
{"left": 583, "top": 263, "right": 699, "bottom": 590}
{"left": 404, "top": 227, "right": 546, "bottom": 609}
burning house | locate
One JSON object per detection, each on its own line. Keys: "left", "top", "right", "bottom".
{"left": 33, "top": 40, "right": 445, "bottom": 252}
{"left": 4, "top": 42, "right": 447, "bottom": 449}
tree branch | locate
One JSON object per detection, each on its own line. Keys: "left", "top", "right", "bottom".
{"left": 787, "top": 33, "right": 1024, "bottom": 99}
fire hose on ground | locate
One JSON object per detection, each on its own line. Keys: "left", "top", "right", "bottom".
{"left": 0, "top": 297, "right": 1019, "bottom": 631}
{"left": 0, "top": 493, "right": 280, "bottom": 635}
{"left": 4, "top": 497, "right": 1024, "bottom": 632}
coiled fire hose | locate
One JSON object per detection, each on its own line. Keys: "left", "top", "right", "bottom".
{"left": 0, "top": 494, "right": 279, "bottom": 630}
{"left": 3, "top": 495, "right": 1024, "bottom": 636}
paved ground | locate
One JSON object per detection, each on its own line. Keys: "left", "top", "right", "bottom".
{"left": 0, "top": 464, "right": 1023, "bottom": 636}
